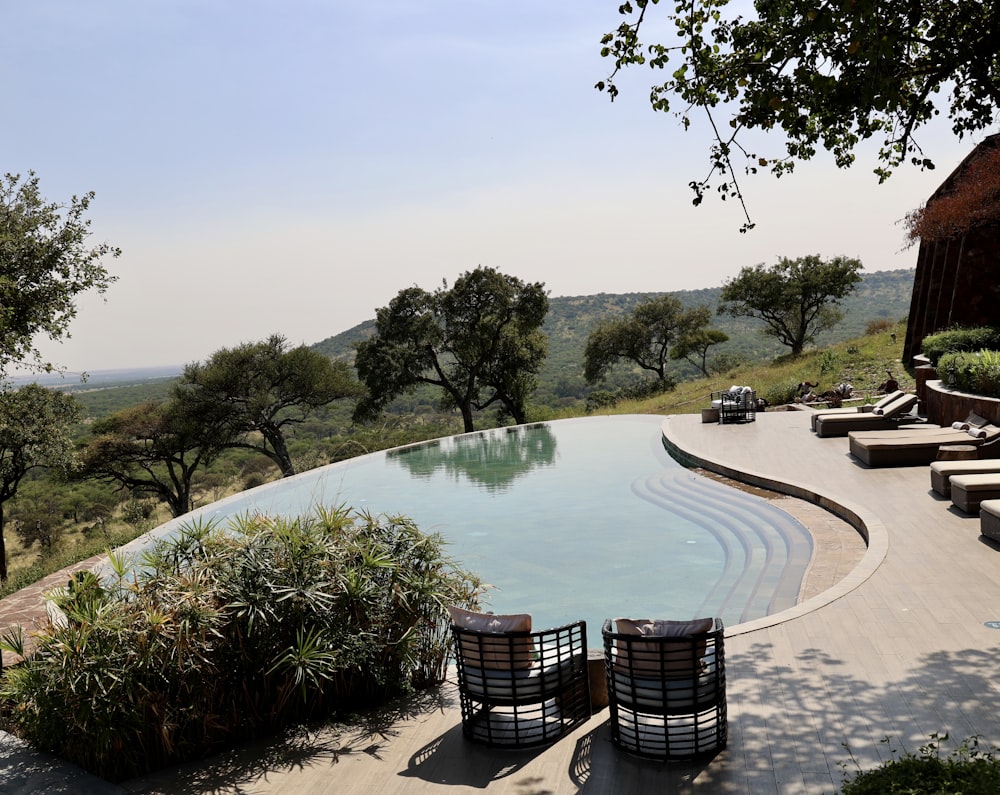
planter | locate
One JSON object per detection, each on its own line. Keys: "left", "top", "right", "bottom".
{"left": 925, "top": 380, "right": 1000, "bottom": 427}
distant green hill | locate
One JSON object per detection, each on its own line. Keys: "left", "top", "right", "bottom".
{"left": 312, "top": 268, "right": 915, "bottom": 411}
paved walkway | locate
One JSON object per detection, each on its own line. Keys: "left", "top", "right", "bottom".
{"left": 4, "top": 409, "right": 1000, "bottom": 793}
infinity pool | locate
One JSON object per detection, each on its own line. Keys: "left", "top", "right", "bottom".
{"left": 124, "top": 414, "right": 813, "bottom": 633}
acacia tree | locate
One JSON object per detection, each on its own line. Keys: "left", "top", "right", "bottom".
{"left": 583, "top": 295, "right": 722, "bottom": 384}
{"left": 670, "top": 306, "right": 730, "bottom": 377}
{"left": 174, "top": 335, "right": 363, "bottom": 477}
{"left": 718, "top": 255, "right": 863, "bottom": 356}
{"left": 80, "top": 400, "right": 232, "bottom": 518}
{"left": 0, "top": 171, "right": 119, "bottom": 374}
{"left": 598, "top": 1, "right": 1000, "bottom": 229}
{"left": 0, "top": 385, "right": 80, "bottom": 581}
{"left": 354, "top": 267, "right": 548, "bottom": 433}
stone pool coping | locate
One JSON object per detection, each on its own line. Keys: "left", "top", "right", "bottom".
{"left": 661, "top": 415, "right": 889, "bottom": 637}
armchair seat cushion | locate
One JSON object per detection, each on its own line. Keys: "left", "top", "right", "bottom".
{"left": 458, "top": 643, "right": 578, "bottom": 700}
{"left": 609, "top": 647, "right": 719, "bottom": 710}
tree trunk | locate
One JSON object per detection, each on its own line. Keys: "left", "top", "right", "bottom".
{"left": 509, "top": 404, "right": 527, "bottom": 425}
{"left": 168, "top": 484, "right": 191, "bottom": 518}
{"left": 262, "top": 424, "right": 296, "bottom": 477}
{"left": 459, "top": 401, "right": 475, "bottom": 433}
{"left": 0, "top": 503, "right": 6, "bottom": 582}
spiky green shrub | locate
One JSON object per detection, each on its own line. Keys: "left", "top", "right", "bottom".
{"left": 0, "top": 506, "right": 482, "bottom": 781}
{"left": 841, "top": 734, "right": 1000, "bottom": 794}
{"left": 763, "top": 381, "right": 801, "bottom": 407}
{"left": 921, "top": 327, "right": 1000, "bottom": 366}
{"left": 938, "top": 350, "right": 1000, "bottom": 398}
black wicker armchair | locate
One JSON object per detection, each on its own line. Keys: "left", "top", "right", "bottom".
{"left": 711, "top": 387, "right": 757, "bottom": 424}
{"left": 448, "top": 608, "right": 591, "bottom": 748}
{"left": 602, "top": 617, "right": 727, "bottom": 759}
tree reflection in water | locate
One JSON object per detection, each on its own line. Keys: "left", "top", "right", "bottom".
{"left": 385, "top": 423, "right": 557, "bottom": 493}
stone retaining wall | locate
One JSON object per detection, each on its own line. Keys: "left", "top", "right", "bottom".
{"left": 925, "top": 379, "right": 1000, "bottom": 426}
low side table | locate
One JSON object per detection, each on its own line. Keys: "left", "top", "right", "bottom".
{"left": 938, "top": 444, "right": 979, "bottom": 461}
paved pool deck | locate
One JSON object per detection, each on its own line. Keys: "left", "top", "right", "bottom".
{"left": 4, "top": 408, "right": 1000, "bottom": 793}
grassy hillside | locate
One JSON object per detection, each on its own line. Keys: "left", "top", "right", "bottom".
{"left": 603, "top": 319, "right": 912, "bottom": 418}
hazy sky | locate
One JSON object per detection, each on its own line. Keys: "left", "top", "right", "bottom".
{"left": 5, "top": 1, "right": 982, "bottom": 375}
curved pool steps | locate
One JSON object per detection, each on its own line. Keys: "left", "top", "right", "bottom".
{"left": 632, "top": 470, "right": 812, "bottom": 623}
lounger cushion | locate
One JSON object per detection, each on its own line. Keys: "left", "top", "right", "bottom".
{"left": 448, "top": 606, "right": 534, "bottom": 670}
{"left": 968, "top": 412, "right": 990, "bottom": 428}
{"left": 614, "top": 617, "right": 714, "bottom": 675}
{"left": 951, "top": 473, "right": 1000, "bottom": 492}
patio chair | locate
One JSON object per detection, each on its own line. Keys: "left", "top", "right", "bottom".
{"left": 849, "top": 424, "right": 1000, "bottom": 467}
{"left": 813, "top": 392, "right": 920, "bottom": 437}
{"left": 602, "top": 617, "right": 727, "bottom": 760}
{"left": 711, "top": 386, "right": 757, "bottom": 424}
{"left": 448, "top": 607, "right": 591, "bottom": 748}
{"left": 809, "top": 390, "right": 905, "bottom": 432}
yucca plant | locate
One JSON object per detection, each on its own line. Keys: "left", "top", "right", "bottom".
{"left": 0, "top": 504, "right": 483, "bottom": 781}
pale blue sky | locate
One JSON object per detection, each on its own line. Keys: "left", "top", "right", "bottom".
{"left": 5, "top": 1, "right": 981, "bottom": 374}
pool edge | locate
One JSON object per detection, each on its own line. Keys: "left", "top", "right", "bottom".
{"left": 659, "top": 416, "right": 889, "bottom": 638}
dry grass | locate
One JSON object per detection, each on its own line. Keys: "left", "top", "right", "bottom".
{"left": 598, "top": 320, "right": 911, "bottom": 416}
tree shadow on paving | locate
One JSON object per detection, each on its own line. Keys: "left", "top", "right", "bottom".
{"left": 109, "top": 642, "right": 1000, "bottom": 794}
{"left": 728, "top": 641, "right": 1000, "bottom": 790}
{"left": 121, "top": 686, "right": 453, "bottom": 794}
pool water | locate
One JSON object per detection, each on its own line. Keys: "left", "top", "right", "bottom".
{"left": 131, "top": 414, "right": 813, "bottom": 633}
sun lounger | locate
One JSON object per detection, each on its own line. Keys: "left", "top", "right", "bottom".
{"left": 814, "top": 393, "right": 920, "bottom": 437}
{"left": 809, "top": 390, "right": 905, "bottom": 432}
{"left": 980, "top": 500, "right": 1000, "bottom": 542}
{"left": 849, "top": 425, "right": 1000, "bottom": 467}
{"left": 950, "top": 473, "right": 1000, "bottom": 514}
{"left": 930, "top": 459, "right": 1000, "bottom": 497}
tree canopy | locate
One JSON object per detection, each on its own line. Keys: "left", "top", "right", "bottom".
{"left": 174, "top": 335, "right": 363, "bottom": 477}
{"left": 354, "top": 267, "right": 548, "bottom": 433}
{"left": 583, "top": 295, "right": 723, "bottom": 384}
{"left": 670, "top": 306, "right": 730, "bottom": 377}
{"left": 0, "top": 172, "right": 119, "bottom": 374}
{"left": 0, "top": 385, "right": 80, "bottom": 580}
{"left": 80, "top": 400, "right": 232, "bottom": 518}
{"left": 598, "top": 1, "right": 1000, "bottom": 229}
{"left": 718, "top": 255, "right": 863, "bottom": 355}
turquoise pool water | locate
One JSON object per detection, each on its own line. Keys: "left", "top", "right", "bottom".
{"left": 126, "top": 414, "right": 813, "bottom": 633}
